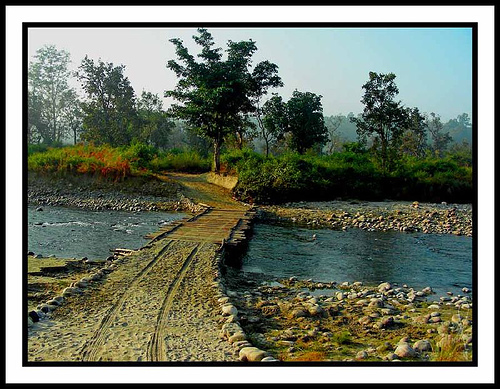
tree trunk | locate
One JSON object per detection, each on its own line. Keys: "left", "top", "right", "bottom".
{"left": 264, "top": 136, "right": 270, "bottom": 157}
{"left": 213, "top": 140, "right": 221, "bottom": 173}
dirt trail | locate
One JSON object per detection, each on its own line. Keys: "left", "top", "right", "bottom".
{"left": 164, "top": 172, "right": 246, "bottom": 210}
{"left": 27, "top": 173, "right": 249, "bottom": 362}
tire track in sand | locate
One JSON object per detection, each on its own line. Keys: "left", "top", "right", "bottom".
{"left": 147, "top": 243, "right": 200, "bottom": 361}
{"left": 81, "top": 240, "right": 174, "bottom": 362}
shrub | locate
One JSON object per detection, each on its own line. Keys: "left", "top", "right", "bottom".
{"left": 149, "top": 150, "right": 211, "bottom": 173}
{"left": 230, "top": 150, "right": 472, "bottom": 205}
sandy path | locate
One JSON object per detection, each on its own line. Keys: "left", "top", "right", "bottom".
{"left": 28, "top": 238, "right": 235, "bottom": 362}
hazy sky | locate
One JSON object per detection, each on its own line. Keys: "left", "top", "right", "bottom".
{"left": 28, "top": 26, "right": 473, "bottom": 121}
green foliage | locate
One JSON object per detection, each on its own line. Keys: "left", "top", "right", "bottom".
{"left": 27, "top": 144, "right": 132, "bottom": 181}
{"left": 351, "top": 71, "right": 409, "bottom": 171}
{"left": 165, "top": 28, "right": 282, "bottom": 172}
{"left": 225, "top": 149, "right": 472, "bottom": 205}
{"left": 149, "top": 150, "right": 211, "bottom": 173}
{"left": 286, "top": 90, "right": 328, "bottom": 154}
{"left": 331, "top": 331, "right": 352, "bottom": 345}
{"left": 120, "top": 141, "right": 157, "bottom": 169}
{"left": 28, "top": 45, "right": 80, "bottom": 145}
{"left": 27, "top": 143, "right": 212, "bottom": 179}
{"left": 76, "top": 56, "right": 139, "bottom": 146}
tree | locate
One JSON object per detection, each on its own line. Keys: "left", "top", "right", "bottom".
{"left": 261, "top": 94, "right": 288, "bottom": 156}
{"left": 248, "top": 61, "right": 284, "bottom": 155}
{"left": 351, "top": 72, "right": 409, "bottom": 171}
{"left": 443, "top": 113, "right": 472, "bottom": 143}
{"left": 286, "top": 90, "right": 328, "bottom": 154}
{"left": 76, "top": 56, "right": 138, "bottom": 146}
{"left": 325, "top": 114, "right": 344, "bottom": 154}
{"left": 165, "top": 28, "right": 281, "bottom": 172}
{"left": 28, "top": 45, "right": 76, "bottom": 144}
{"left": 137, "top": 91, "right": 174, "bottom": 149}
{"left": 61, "top": 89, "right": 84, "bottom": 145}
{"left": 427, "top": 112, "right": 452, "bottom": 157}
{"left": 399, "top": 107, "right": 428, "bottom": 158}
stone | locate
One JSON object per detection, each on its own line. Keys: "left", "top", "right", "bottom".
{"left": 368, "top": 299, "right": 384, "bottom": 308}
{"left": 228, "top": 332, "right": 247, "bottom": 344}
{"left": 246, "top": 349, "right": 268, "bottom": 362}
{"left": 261, "top": 356, "right": 279, "bottom": 362}
{"left": 218, "top": 296, "right": 230, "bottom": 304}
{"left": 28, "top": 311, "right": 39, "bottom": 323}
{"left": 380, "top": 316, "right": 394, "bottom": 328}
{"left": 307, "top": 304, "right": 324, "bottom": 317}
{"left": 75, "top": 280, "right": 88, "bottom": 288}
{"left": 378, "top": 282, "right": 392, "bottom": 292}
{"left": 290, "top": 308, "right": 308, "bottom": 319}
{"left": 239, "top": 346, "right": 260, "bottom": 361}
{"left": 39, "top": 304, "right": 53, "bottom": 313}
{"left": 413, "top": 339, "right": 433, "bottom": 353}
{"left": 221, "top": 304, "right": 238, "bottom": 316}
{"left": 394, "top": 343, "right": 416, "bottom": 359}
{"left": 356, "top": 350, "right": 368, "bottom": 360}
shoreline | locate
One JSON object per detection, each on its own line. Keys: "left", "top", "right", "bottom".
{"left": 27, "top": 172, "right": 206, "bottom": 214}
{"left": 258, "top": 200, "right": 472, "bottom": 237}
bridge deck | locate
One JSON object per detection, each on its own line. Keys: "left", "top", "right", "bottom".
{"left": 146, "top": 208, "right": 255, "bottom": 246}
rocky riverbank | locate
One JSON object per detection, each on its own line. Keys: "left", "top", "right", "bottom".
{"left": 258, "top": 200, "right": 473, "bottom": 237}
{"left": 219, "top": 268, "right": 473, "bottom": 362}
{"left": 27, "top": 172, "right": 206, "bottom": 214}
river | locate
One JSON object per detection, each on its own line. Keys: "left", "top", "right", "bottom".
{"left": 28, "top": 205, "right": 473, "bottom": 299}
{"left": 27, "top": 205, "right": 185, "bottom": 260}
{"left": 241, "top": 222, "right": 473, "bottom": 299}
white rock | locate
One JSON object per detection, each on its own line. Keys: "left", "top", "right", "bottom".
{"left": 221, "top": 304, "right": 238, "bottom": 316}
{"left": 261, "top": 356, "right": 279, "bottom": 362}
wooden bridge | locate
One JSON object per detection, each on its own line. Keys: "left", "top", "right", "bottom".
{"left": 146, "top": 206, "right": 256, "bottom": 250}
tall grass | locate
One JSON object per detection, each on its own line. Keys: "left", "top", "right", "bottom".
{"left": 27, "top": 143, "right": 211, "bottom": 181}
{"left": 28, "top": 144, "right": 132, "bottom": 181}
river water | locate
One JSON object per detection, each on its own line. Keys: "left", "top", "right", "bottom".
{"left": 27, "top": 205, "right": 185, "bottom": 260}
{"left": 28, "top": 205, "right": 473, "bottom": 299}
{"left": 241, "top": 223, "right": 473, "bottom": 298}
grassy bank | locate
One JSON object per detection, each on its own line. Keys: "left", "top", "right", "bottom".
{"left": 221, "top": 149, "right": 473, "bottom": 205}
{"left": 28, "top": 144, "right": 473, "bottom": 205}
{"left": 27, "top": 143, "right": 211, "bottom": 181}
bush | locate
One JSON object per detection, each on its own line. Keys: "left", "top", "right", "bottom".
{"left": 229, "top": 150, "right": 472, "bottom": 205}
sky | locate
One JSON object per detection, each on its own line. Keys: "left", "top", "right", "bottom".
{"left": 27, "top": 26, "right": 473, "bottom": 121}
